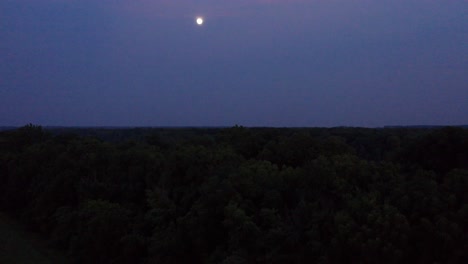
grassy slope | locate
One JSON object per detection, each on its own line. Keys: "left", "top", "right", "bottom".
{"left": 0, "top": 213, "right": 67, "bottom": 264}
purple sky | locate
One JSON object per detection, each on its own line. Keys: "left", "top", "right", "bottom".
{"left": 1, "top": 0, "right": 467, "bottom": 127}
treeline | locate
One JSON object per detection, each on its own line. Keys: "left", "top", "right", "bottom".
{"left": 0, "top": 125, "right": 467, "bottom": 263}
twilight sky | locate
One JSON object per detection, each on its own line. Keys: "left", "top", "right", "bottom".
{"left": 1, "top": 0, "right": 467, "bottom": 127}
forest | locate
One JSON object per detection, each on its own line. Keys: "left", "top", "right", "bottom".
{"left": 0, "top": 125, "right": 467, "bottom": 263}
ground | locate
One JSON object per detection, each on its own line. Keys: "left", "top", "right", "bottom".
{"left": 0, "top": 213, "right": 66, "bottom": 264}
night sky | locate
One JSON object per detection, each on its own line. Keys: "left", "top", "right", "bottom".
{"left": 1, "top": 0, "right": 467, "bottom": 127}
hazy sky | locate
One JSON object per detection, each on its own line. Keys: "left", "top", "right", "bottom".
{"left": 1, "top": 0, "right": 467, "bottom": 127}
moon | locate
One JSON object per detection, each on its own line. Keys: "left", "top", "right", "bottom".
{"left": 196, "top": 17, "right": 204, "bottom": 25}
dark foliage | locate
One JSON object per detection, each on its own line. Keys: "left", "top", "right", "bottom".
{"left": 0, "top": 125, "right": 467, "bottom": 263}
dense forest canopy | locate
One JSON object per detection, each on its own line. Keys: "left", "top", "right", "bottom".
{"left": 0, "top": 125, "right": 467, "bottom": 263}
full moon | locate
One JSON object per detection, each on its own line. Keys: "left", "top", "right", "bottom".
{"left": 196, "top": 17, "right": 204, "bottom": 25}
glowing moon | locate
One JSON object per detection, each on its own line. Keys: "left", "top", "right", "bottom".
{"left": 196, "top": 17, "right": 204, "bottom": 25}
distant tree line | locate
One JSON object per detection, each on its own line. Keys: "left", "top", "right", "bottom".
{"left": 0, "top": 124, "right": 467, "bottom": 263}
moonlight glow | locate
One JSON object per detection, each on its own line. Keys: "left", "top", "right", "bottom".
{"left": 196, "top": 17, "right": 203, "bottom": 25}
